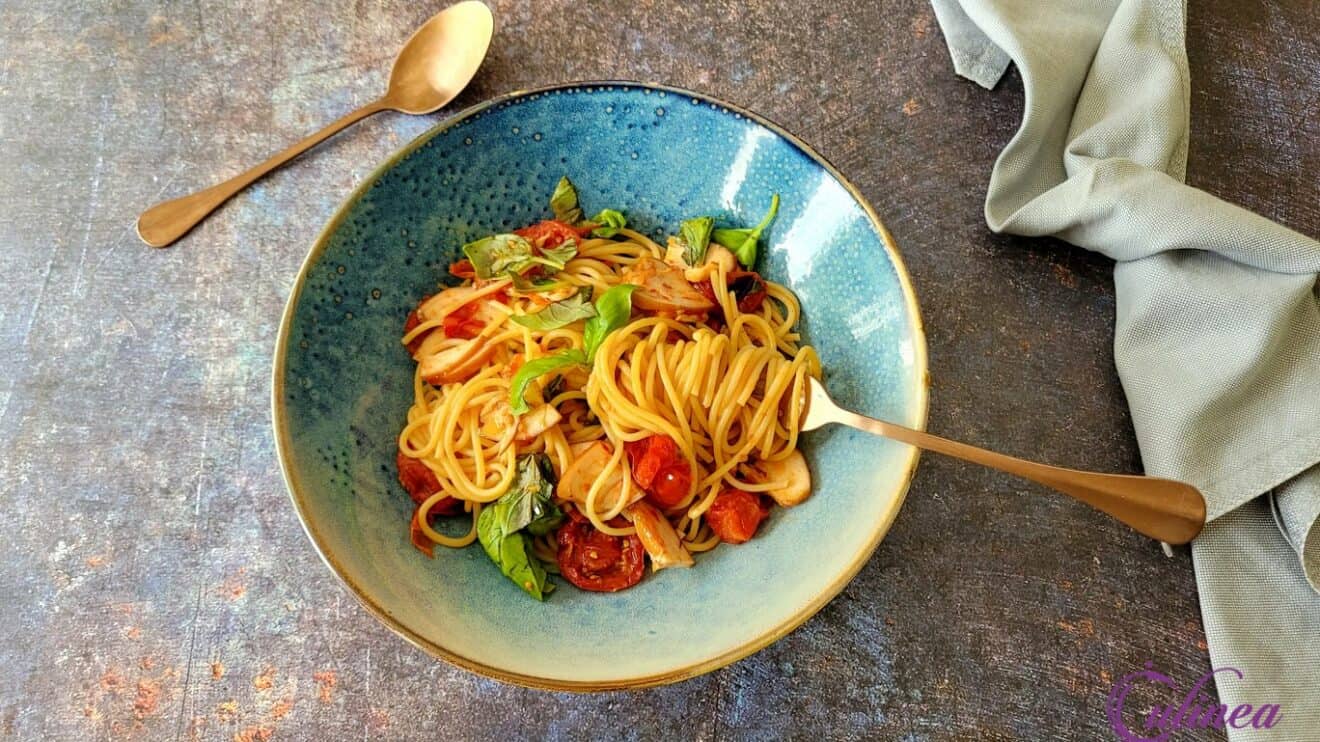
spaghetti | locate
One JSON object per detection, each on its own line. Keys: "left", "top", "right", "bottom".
{"left": 396, "top": 178, "right": 820, "bottom": 598}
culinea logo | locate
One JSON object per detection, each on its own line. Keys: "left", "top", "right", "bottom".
{"left": 1106, "top": 664, "right": 1282, "bottom": 741}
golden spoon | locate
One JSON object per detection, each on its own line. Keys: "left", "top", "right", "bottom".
{"left": 800, "top": 377, "right": 1206, "bottom": 544}
{"left": 136, "top": 1, "right": 494, "bottom": 248}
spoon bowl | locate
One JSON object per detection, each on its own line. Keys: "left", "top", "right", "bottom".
{"left": 136, "top": 1, "right": 494, "bottom": 247}
{"left": 387, "top": 1, "right": 494, "bottom": 114}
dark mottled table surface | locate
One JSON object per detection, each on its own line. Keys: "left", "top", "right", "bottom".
{"left": 3, "top": 0, "right": 1316, "bottom": 739}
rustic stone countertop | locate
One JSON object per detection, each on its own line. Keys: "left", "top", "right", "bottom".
{"left": 2, "top": 0, "right": 1316, "bottom": 739}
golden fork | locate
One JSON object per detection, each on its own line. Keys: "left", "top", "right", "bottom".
{"left": 800, "top": 377, "right": 1206, "bottom": 544}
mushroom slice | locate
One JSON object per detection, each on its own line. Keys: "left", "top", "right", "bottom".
{"left": 628, "top": 501, "right": 694, "bottom": 570}
{"left": 622, "top": 256, "right": 716, "bottom": 314}
{"left": 515, "top": 404, "right": 562, "bottom": 443}
{"left": 747, "top": 450, "right": 812, "bottom": 507}
{"left": 417, "top": 285, "right": 484, "bottom": 322}
{"left": 558, "top": 441, "right": 640, "bottom": 511}
{"left": 418, "top": 335, "right": 497, "bottom": 385}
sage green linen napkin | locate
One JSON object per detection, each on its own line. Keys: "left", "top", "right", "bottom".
{"left": 930, "top": 0, "right": 1320, "bottom": 737}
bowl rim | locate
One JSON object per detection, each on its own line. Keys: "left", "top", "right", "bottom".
{"left": 271, "top": 80, "right": 929, "bottom": 692}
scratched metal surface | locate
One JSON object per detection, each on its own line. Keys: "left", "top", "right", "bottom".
{"left": 2, "top": 0, "right": 1316, "bottom": 739}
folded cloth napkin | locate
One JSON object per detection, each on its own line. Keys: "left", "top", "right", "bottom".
{"left": 930, "top": 0, "right": 1320, "bottom": 737}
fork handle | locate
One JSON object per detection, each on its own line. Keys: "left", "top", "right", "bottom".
{"left": 835, "top": 410, "right": 1205, "bottom": 544}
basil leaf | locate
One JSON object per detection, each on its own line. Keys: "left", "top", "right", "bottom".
{"left": 503, "top": 533, "right": 552, "bottom": 599}
{"left": 462, "top": 234, "right": 577, "bottom": 281}
{"left": 537, "top": 240, "right": 578, "bottom": 270}
{"left": 462, "top": 233, "right": 536, "bottom": 280}
{"left": 679, "top": 216, "right": 714, "bottom": 266}
{"left": 711, "top": 194, "right": 780, "bottom": 267}
{"left": 476, "top": 454, "right": 562, "bottom": 600}
{"left": 508, "top": 350, "right": 587, "bottom": 415}
{"left": 582, "top": 284, "right": 637, "bottom": 362}
{"left": 511, "top": 287, "right": 597, "bottom": 330}
{"left": 477, "top": 504, "right": 502, "bottom": 560}
{"left": 509, "top": 272, "right": 565, "bottom": 293}
{"left": 543, "top": 374, "right": 566, "bottom": 402}
{"left": 486, "top": 454, "right": 563, "bottom": 535}
{"left": 550, "top": 176, "right": 583, "bottom": 224}
{"left": 510, "top": 455, "right": 564, "bottom": 535}
{"left": 477, "top": 508, "right": 553, "bottom": 601}
{"left": 589, "top": 209, "right": 627, "bottom": 238}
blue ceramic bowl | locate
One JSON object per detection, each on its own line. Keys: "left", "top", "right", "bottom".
{"left": 273, "top": 82, "right": 927, "bottom": 690}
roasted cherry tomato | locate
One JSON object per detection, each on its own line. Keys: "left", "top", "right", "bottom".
{"left": 625, "top": 435, "right": 676, "bottom": 488}
{"left": 691, "top": 269, "right": 767, "bottom": 315}
{"left": 705, "top": 488, "right": 770, "bottom": 544}
{"left": 556, "top": 507, "right": 645, "bottom": 592}
{"left": 625, "top": 434, "right": 691, "bottom": 508}
{"left": 648, "top": 466, "right": 692, "bottom": 509}
{"left": 515, "top": 219, "right": 590, "bottom": 249}
{"left": 448, "top": 259, "right": 476, "bottom": 280}
{"left": 410, "top": 507, "right": 436, "bottom": 558}
{"left": 396, "top": 450, "right": 463, "bottom": 516}
{"left": 727, "top": 270, "right": 767, "bottom": 313}
{"left": 441, "top": 301, "right": 484, "bottom": 340}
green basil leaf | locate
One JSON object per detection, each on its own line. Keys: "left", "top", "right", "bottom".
{"left": 462, "top": 234, "right": 576, "bottom": 282}
{"left": 711, "top": 194, "right": 780, "bottom": 267}
{"left": 497, "top": 454, "right": 564, "bottom": 535}
{"left": 536, "top": 240, "right": 578, "bottom": 271}
{"left": 501, "top": 532, "right": 552, "bottom": 599}
{"left": 509, "top": 272, "right": 565, "bottom": 293}
{"left": 522, "top": 455, "right": 564, "bottom": 536}
{"left": 462, "top": 233, "right": 536, "bottom": 280}
{"left": 511, "top": 287, "right": 597, "bottom": 330}
{"left": 508, "top": 350, "right": 587, "bottom": 415}
{"left": 679, "top": 216, "right": 714, "bottom": 266}
{"left": 477, "top": 507, "right": 553, "bottom": 601}
{"left": 582, "top": 284, "right": 637, "bottom": 362}
{"left": 550, "top": 176, "right": 583, "bottom": 224}
{"left": 543, "top": 374, "right": 566, "bottom": 401}
{"left": 589, "top": 209, "right": 627, "bottom": 238}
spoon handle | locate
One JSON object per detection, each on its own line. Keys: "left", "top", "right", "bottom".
{"left": 136, "top": 99, "right": 391, "bottom": 248}
{"left": 830, "top": 407, "right": 1206, "bottom": 544}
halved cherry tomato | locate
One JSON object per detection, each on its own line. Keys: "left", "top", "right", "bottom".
{"left": 624, "top": 435, "right": 691, "bottom": 508}
{"left": 556, "top": 507, "right": 645, "bottom": 592}
{"left": 691, "top": 270, "right": 767, "bottom": 315}
{"left": 705, "top": 488, "right": 770, "bottom": 544}
{"left": 692, "top": 279, "right": 718, "bottom": 305}
{"left": 625, "top": 435, "right": 676, "bottom": 489}
{"left": 396, "top": 450, "right": 463, "bottom": 516}
{"left": 728, "top": 270, "right": 767, "bottom": 313}
{"left": 648, "top": 466, "right": 692, "bottom": 509}
{"left": 515, "top": 219, "right": 590, "bottom": 249}
{"left": 448, "top": 259, "right": 476, "bottom": 280}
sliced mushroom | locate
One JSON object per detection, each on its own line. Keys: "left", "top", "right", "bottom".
{"left": 622, "top": 256, "right": 716, "bottom": 314}
{"left": 515, "top": 404, "right": 562, "bottom": 443}
{"left": 628, "top": 501, "right": 694, "bottom": 570}
{"left": 569, "top": 439, "right": 602, "bottom": 457}
{"left": 705, "top": 244, "right": 737, "bottom": 274}
{"left": 417, "top": 286, "right": 483, "bottom": 322}
{"left": 748, "top": 450, "right": 812, "bottom": 507}
{"left": 558, "top": 441, "right": 640, "bottom": 511}
{"left": 418, "top": 335, "right": 497, "bottom": 385}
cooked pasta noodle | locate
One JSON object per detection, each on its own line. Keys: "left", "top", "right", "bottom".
{"left": 394, "top": 180, "right": 819, "bottom": 597}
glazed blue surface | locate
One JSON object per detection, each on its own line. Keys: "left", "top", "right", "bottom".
{"left": 276, "top": 84, "right": 926, "bottom": 686}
